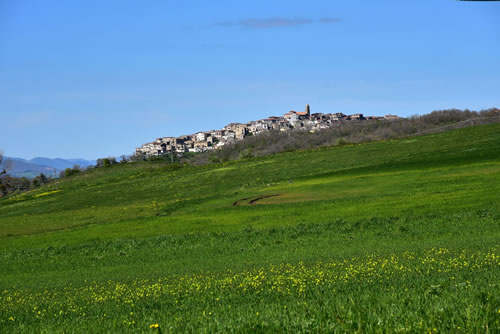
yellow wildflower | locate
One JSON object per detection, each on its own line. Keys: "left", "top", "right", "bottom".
{"left": 150, "top": 323, "right": 159, "bottom": 328}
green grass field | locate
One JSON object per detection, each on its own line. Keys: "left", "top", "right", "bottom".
{"left": 1, "top": 124, "right": 500, "bottom": 332}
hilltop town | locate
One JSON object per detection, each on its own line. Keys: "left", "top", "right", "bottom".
{"left": 135, "top": 105, "right": 400, "bottom": 156}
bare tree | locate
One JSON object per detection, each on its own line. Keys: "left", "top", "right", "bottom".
{"left": 0, "top": 151, "right": 5, "bottom": 175}
{"left": 0, "top": 151, "right": 13, "bottom": 175}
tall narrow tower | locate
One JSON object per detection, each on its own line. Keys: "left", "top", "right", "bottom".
{"left": 305, "top": 104, "right": 310, "bottom": 116}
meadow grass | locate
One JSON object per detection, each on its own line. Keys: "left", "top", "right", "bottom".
{"left": 1, "top": 124, "right": 499, "bottom": 332}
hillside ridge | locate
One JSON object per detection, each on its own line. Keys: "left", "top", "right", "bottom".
{"left": 1, "top": 122, "right": 498, "bottom": 246}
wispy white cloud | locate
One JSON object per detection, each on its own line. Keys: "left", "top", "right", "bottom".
{"left": 320, "top": 17, "right": 342, "bottom": 24}
{"left": 216, "top": 17, "right": 342, "bottom": 29}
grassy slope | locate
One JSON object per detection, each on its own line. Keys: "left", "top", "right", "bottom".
{"left": 1, "top": 124, "right": 499, "bottom": 332}
{"left": 1, "top": 123, "right": 499, "bottom": 282}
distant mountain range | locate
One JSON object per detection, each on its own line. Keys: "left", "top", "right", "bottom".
{"left": 1, "top": 157, "right": 96, "bottom": 178}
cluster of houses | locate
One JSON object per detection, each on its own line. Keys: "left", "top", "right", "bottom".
{"left": 135, "top": 105, "right": 400, "bottom": 156}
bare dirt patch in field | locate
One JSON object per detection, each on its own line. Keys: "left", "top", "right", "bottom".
{"left": 232, "top": 194, "right": 280, "bottom": 206}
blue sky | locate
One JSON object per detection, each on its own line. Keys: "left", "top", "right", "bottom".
{"left": 1, "top": 0, "right": 499, "bottom": 160}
